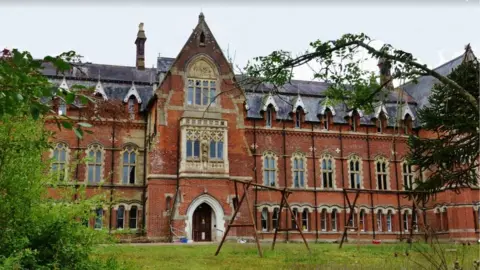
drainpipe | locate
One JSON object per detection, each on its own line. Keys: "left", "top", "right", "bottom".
{"left": 282, "top": 121, "right": 288, "bottom": 242}
{"left": 253, "top": 119, "right": 258, "bottom": 228}
{"left": 339, "top": 126, "right": 346, "bottom": 240}
{"left": 141, "top": 112, "right": 148, "bottom": 234}
{"left": 74, "top": 107, "right": 81, "bottom": 201}
{"left": 393, "top": 134, "right": 402, "bottom": 240}
{"left": 366, "top": 127, "right": 376, "bottom": 239}
{"left": 109, "top": 121, "right": 116, "bottom": 233}
{"left": 311, "top": 123, "right": 319, "bottom": 242}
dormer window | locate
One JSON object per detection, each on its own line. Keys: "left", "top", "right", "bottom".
{"left": 404, "top": 114, "right": 412, "bottom": 135}
{"left": 295, "top": 111, "right": 301, "bottom": 128}
{"left": 128, "top": 98, "right": 135, "bottom": 120}
{"left": 323, "top": 108, "right": 332, "bottom": 130}
{"left": 350, "top": 111, "right": 359, "bottom": 132}
{"left": 58, "top": 100, "right": 67, "bottom": 116}
{"left": 266, "top": 106, "right": 274, "bottom": 127}
{"left": 377, "top": 112, "right": 386, "bottom": 133}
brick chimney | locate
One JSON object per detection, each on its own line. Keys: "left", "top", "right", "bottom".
{"left": 135, "top": 22, "right": 147, "bottom": 70}
{"left": 377, "top": 57, "right": 394, "bottom": 90}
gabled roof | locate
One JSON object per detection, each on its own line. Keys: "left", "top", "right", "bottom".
{"left": 123, "top": 82, "right": 142, "bottom": 103}
{"left": 401, "top": 54, "right": 464, "bottom": 108}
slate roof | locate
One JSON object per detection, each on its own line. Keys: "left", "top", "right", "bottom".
{"left": 401, "top": 54, "right": 464, "bottom": 108}
{"left": 41, "top": 53, "right": 466, "bottom": 122}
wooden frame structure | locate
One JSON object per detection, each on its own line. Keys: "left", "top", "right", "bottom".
{"left": 215, "top": 179, "right": 311, "bottom": 257}
{"left": 339, "top": 188, "right": 430, "bottom": 248}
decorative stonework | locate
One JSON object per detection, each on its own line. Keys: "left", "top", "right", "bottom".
{"left": 291, "top": 151, "right": 308, "bottom": 188}
{"left": 261, "top": 151, "right": 279, "bottom": 187}
{"left": 347, "top": 154, "right": 364, "bottom": 189}
{"left": 188, "top": 59, "right": 216, "bottom": 79}
{"left": 180, "top": 118, "right": 228, "bottom": 174}
{"left": 374, "top": 156, "right": 391, "bottom": 190}
{"left": 319, "top": 153, "right": 336, "bottom": 190}
{"left": 85, "top": 144, "right": 105, "bottom": 183}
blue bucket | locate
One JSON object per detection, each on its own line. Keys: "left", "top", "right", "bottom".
{"left": 180, "top": 237, "right": 188, "bottom": 243}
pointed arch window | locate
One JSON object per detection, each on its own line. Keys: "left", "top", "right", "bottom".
{"left": 263, "top": 152, "right": 277, "bottom": 187}
{"left": 94, "top": 208, "right": 103, "bottom": 229}
{"left": 292, "top": 153, "right": 306, "bottom": 188}
{"left": 331, "top": 209, "right": 338, "bottom": 231}
{"left": 402, "top": 162, "right": 415, "bottom": 190}
{"left": 122, "top": 146, "right": 137, "bottom": 184}
{"left": 375, "top": 157, "right": 389, "bottom": 190}
{"left": 321, "top": 155, "right": 334, "bottom": 189}
{"left": 347, "top": 211, "right": 355, "bottom": 230}
{"left": 301, "top": 209, "right": 309, "bottom": 231}
{"left": 403, "top": 212, "right": 409, "bottom": 232}
{"left": 129, "top": 206, "right": 138, "bottom": 229}
{"left": 117, "top": 206, "right": 125, "bottom": 229}
{"left": 291, "top": 209, "right": 299, "bottom": 229}
{"left": 348, "top": 156, "right": 362, "bottom": 189}
{"left": 386, "top": 210, "right": 393, "bottom": 232}
{"left": 261, "top": 208, "right": 269, "bottom": 232}
{"left": 52, "top": 142, "right": 68, "bottom": 181}
{"left": 359, "top": 210, "right": 366, "bottom": 232}
{"left": 320, "top": 209, "right": 328, "bottom": 231}
{"left": 272, "top": 208, "right": 279, "bottom": 230}
{"left": 376, "top": 211, "right": 383, "bottom": 232}
{"left": 86, "top": 144, "right": 104, "bottom": 183}
{"left": 413, "top": 211, "right": 419, "bottom": 232}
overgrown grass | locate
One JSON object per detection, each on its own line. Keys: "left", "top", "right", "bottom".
{"left": 94, "top": 242, "right": 480, "bottom": 270}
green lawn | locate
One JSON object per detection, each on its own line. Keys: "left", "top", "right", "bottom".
{"left": 95, "top": 242, "right": 480, "bottom": 270}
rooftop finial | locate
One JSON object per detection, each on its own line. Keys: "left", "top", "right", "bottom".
{"left": 199, "top": 12, "right": 205, "bottom": 23}
{"left": 139, "top": 22, "right": 144, "bottom": 31}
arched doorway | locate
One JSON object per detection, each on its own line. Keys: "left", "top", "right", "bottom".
{"left": 192, "top": 203, "right": 213, "bottom": 242}
{"left": 185, "top": 194, "right": 225, "bottom": 242}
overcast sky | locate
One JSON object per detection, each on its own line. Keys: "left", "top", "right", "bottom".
{"left": 1, "top": 4, "right": 479, "bottom": 80}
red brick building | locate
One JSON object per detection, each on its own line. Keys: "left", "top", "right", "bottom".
{"left": 44, "top": 13, "right": 479, "bottom": 243}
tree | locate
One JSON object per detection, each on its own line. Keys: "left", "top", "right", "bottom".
{"left": 244, "top": 33, "right": 479, "bottom": 200}
{"left": 0, "top": 48, "right": 124, "bottom": 269}
{"left": 408, "top": 60, "right": 479, "bottom": 200}
{"left": 244, "top": 34, "right": 477, "bottom": 113}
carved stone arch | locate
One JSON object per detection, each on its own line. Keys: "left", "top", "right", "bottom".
{"left": 185, "top": 54, "right": 219, "bottom": 79}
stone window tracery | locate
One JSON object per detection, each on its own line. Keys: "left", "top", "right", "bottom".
{"left": 375, "top": 156, "right": 390, "bottom": 190}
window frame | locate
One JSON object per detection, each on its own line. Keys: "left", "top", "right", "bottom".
{"left": 320, "top": 154, "right": 335, "bottom": 189}
{"left": 122, "top": 146, "right": 137, "bottom": 185}
{"left": 301, "top": 209, "right": 309, "bottom": 231}
{"left": 261, "top": 208, "right": 269, "bottom": 232}
{"left": 86, "top": 144, "right": 104, "bottom": 183}
{"left": 263, "top": 152, "right": 278, "bottom": 187}
{"left": 375, "top": 157, "right": 389, "bottom": 190}
{"left": 292, "top": 153, "right": 306, "bottom": 188}
{"left": 52, "top": 142, "right": 69, "bottom": 181}
{"left": 117, "top": 206, "right": 125, "bottom": 229}
{"left": 187, "top": 79, "right": 217, "bottom": 107}
{"left": 402, "top": 161, "right": 415, "bottom": 190}
{"left": 129, "top": 206, "right": 138, "bottom": 230}
{"left": 348, "top": 155, "right": 362, "bottom": 189}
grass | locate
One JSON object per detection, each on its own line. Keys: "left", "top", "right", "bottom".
{"left": 95, "top": 242, "right": 480, "bottom": 270}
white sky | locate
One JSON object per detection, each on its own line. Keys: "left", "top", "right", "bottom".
{"left": 1, "top": 5, "right": 479, "bottom": 80}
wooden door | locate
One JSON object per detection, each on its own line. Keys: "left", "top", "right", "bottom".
{"left": 193, "top": 203, "right": 212, "bottom": 241}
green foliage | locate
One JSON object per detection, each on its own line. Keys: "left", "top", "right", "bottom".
{"left": 0, "top": 115, "right": 121, "bottom": 269}
{"left": 0, "top": 48, "right": 123, "bottom": 269}
{"left": 244, "top": 33, "right": 477, "bottom": 114}
{"left": 408, "top": 61, "right": 479, "bottom": 200}
{"left": 0, "top": 48, "right": 94, "bottom": 139}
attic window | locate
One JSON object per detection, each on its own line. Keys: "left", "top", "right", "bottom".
{"left": 377, "top": 113, "right": 386, "bottom": 133}
{"left": 199, "top": 32, "right": 206, "bottom": 46}
{"left": 295, "top": 111, "right": 301, "bottom": 129}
